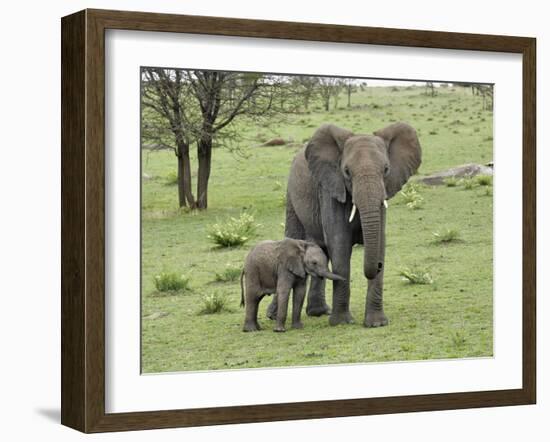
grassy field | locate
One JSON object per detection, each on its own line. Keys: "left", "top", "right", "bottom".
{"left": 141, "top": 85, "right": 493, "bottom": 373}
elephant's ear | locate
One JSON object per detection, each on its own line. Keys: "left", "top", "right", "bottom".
{"left": 281, "top": 240, "right": 306, "bottom": 278}
{"left": 374, "top": 122, "right": 422, "bottom": 199}
{"left": 305, "top": 124, "right": 353, "bottom": 203}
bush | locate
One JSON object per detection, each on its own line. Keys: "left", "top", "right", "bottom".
{"left": 476, "top": 175, "right": 493, "bottom": 186}
{"left": 399, "top": 266, "right": 434, "bottom": 285}
{"left": 207, "top": 213, "right": 260, "bottom": 248}
{"left": 432, "top": 227, "right": 461, "bottom": 243}
{"left": 214, "top": 265, "right": 242, "bottom": 283}
{"left": 443, "top": 177, "right": 459, "bottom": 187}
{"left": 459, "top": 177, "right": 477, "bottom": 190}
{"left": 154, "top": 272, "right": 190, "bottom": 293}
{"left": 400, "top": 183, "right": 425, "bottom": 210}
{"left": 164, "top": 170, "right": 178, "bottom": 185}
{"left": 199, "top": 292, "right": 230, "bottom": 314}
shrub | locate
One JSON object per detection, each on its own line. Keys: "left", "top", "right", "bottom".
{"left": 207, "top": 213, "right": 260, "bottom": 248}
{"left": 164, "top": 170, "right": 178, "bottom": 185}
{"left": 476, "top": 175, "right": 493, "bottom": 186}
{"left": 443, "top": 177, "right": 459, "bottom": 187}
{"left": 400, "top": 183, "right": 424, "bottom": 209}
{"left": 399, "top": 266, "right": 434, "bottom": 285}
{"left": 199, "top": 292, "right": 230, "bottom": 314}
{"left": 432, "top": 227, "right": 461, "bottom": 243}
{"left": 214, "top": 265, "right": 242, "bottom": 283}
{"left": 154, "top": 272, "right": 190, "bottom": 293}
{"left": 459, "top": 177, "right": 477, "bottom": 190}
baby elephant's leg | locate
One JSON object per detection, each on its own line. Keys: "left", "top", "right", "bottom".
{"left": 243, "top": 278, "right": 262, "bottom": 332}
{"left": 292, "top": 279, "right": 307, "bottom": 329}
{"left": 274, "top": 280, "right": 292, "bottom": 332}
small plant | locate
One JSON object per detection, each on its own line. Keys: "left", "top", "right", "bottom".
{"left": 451, "top": 329, "right": 467, "bottom": 348}
{"left": 400, "top": 183, "right": 424, "bottom": 210}
{"left": 272, "top": 180, "right": 283, "bottom": 191}
{"left": 164, "top": 170, "right": 178, "bottom": 185}
{"left": 432, "top": 227, "right": 461, "bottom": 243}
{"left": 399, "top": 266, "right": 434, "bottom": 285}
{"left": 443, "top": 177, "right": 459, "bottom": 187}
{"left": 207, "top": 213, "right": 260, "bottom": 248}
{"left": 476, "top": 175, "right": 493, "bottom": 186}
{"left": 154, "top": 272, "right": 190, "bottom": 293}
{"left": 214, "top": 265, "right": 242, "bottom": 283}
{"left": 199, "top": 292, "right": 230, "bottom": 314}
{"left": 483, "top": 187, "right": 493, "bottom": 197}
{"left": 459, "top": 177, "right": 477, "bottom": 190}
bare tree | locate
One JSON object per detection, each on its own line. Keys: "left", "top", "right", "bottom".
{"left": 425, "top": 82, "right": 436, "bottom": 97}
{"left": 318, "top": 77, "right": 343, "bottom": 111}
{"left": 472, "top": 84, "right": 494, "bottom": 110}
{"left": 291, "top": 76, "right": 319, "bottom": 111}
{"left": 343, "top": 79, "right": 356, "bottom": 107}
{"left": 142, "top": 68, "right": 300, "bottom": 209}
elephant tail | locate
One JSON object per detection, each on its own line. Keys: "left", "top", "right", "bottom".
{"left": 240, "top": 270, "right": 245, "bottom": 307}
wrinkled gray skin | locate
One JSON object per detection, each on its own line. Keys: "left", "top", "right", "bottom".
{"left": 267, "top": 122, "right": 421, "bottom": 327}
{"left": 241, "top": 238, "right": 345, "bottom": 332}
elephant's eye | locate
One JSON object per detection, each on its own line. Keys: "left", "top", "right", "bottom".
{"left": 383, "top": 164, "right": 390, "bottom": 177}
{"left": 343, "top": 166, "right": 351, "bottom": 179}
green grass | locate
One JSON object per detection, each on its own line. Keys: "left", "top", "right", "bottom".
{"left": 141, "top": 85, "right": 493, "bottom": 373}
{"left": 399, "top": 266, "right": 434, "bottom": 285}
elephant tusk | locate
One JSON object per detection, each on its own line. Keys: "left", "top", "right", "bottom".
{"left": 384, "top": 200, "right": 388, "bottom": 209}
{"left": 349, "top": 204, "right": 357, "bottom": 223}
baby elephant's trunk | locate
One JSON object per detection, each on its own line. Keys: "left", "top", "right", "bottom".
{"left": 240, "top": 270, "right": 245, "bottom": 307}
{"left": 318, "top": 269, "right": 346, "bottom": 281}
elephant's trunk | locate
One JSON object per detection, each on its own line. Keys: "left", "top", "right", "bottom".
{"left": 355, "top": 178, "right": 384, "bottom": 280}
{"left": 318, "top": 269, "right": 346, "bottom": 281}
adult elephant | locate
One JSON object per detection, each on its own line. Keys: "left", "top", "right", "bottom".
{"left": 267, "top": 122, "right": 421, "bottom": 327}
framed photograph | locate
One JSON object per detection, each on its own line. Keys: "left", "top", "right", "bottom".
{"left": 61, "top": 9, "right": 536, "bottom": 433}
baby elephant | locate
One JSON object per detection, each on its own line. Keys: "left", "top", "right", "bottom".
{"left": 240, "top": 239, "right": 344, "bottom": 332}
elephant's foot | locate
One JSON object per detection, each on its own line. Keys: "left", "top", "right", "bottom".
{"left": 291, "top": 321, "right": 304, "bottom": 329}
{"left": 306, "top": 303, "right": 331, "bottom": 317}
{"left": 266, "top": 303, "right": 277, "bottom": 320}
{"left": 329, "top": 310, "right": 354, "bottom": 326}
{"left": 243, "top": 321, "right": 261, "bottom": 332}
{"left": 364, "top": 311, "right": 389, "bottom": 328}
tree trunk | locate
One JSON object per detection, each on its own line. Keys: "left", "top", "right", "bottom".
{"left": 324, "top": 96, "right": 330, "bottom": 111}
{"left": 197, "top": 137, "right": 212, "bottom": 209}
{"left": 176, "top": 141, "right": 196, "bottom": 208}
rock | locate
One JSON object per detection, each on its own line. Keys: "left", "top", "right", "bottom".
{"left": 261, "top": 138, "right": 286, "bottom": 146}
{"left": 418, "top": 163, "right": 493, "bottom": 186}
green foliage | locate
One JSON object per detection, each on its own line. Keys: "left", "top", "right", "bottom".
{"left": 399, "top": 266, "right": 434, "bottom": 285}
{"left": 432, "top": 227, "right": 461, "bottom": 243}
{"left": 164, "top": 170, "right": 178, "bottom": 185}
{"left": 207, "top": 213, "right": 259, "bottom": 247}
{"left": 199, "top": 292, "right": 230, "bottom": 314}
{"left": 476, "top": 175, "right": 493, "bottom": 186}
{"left": 400, "top": 183, "right": 425, "bottom": 209}
{"left": 154, "top": 272, "right": 190, "bottom": 293}
{"left": 443, "top": 177, "right": 459, "bottom": 187}
{"left": 214, "top": 265, "right": 242, "bottom": 283}
{"left": 459, "top": 177, "right": 477, "bottom": 190}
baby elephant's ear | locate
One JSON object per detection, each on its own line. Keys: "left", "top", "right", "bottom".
{"left": 287, "top": 255, "right": 306, "bottom": 278}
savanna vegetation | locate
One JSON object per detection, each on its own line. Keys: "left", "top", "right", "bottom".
{"left": 141, "top": 80, "right": 493, "bottom": 373}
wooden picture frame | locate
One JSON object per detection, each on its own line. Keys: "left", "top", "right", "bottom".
{"left": 61, "top": 8, "right": 536, "bottom": 433}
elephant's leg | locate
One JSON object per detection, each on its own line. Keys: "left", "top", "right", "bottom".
{"left": 274, "top": 281, "right": 292, "bottom": 332}
{"left": 305, "top": 276, "right": 331, "bottom": 317}
{"left": 291, "top": 280, "right": 307, "bottom": 329}
{"left": 364, "top": 204, "right": 388, "bottom": 327}
{"left": 267, "top": 196, "right": 305, "bottom": 320}
{"left": 243, "top": 278, "right": 261, "bottom": 332}
{"left": 328, "top": 241, "right": 354, "bottom": 326}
